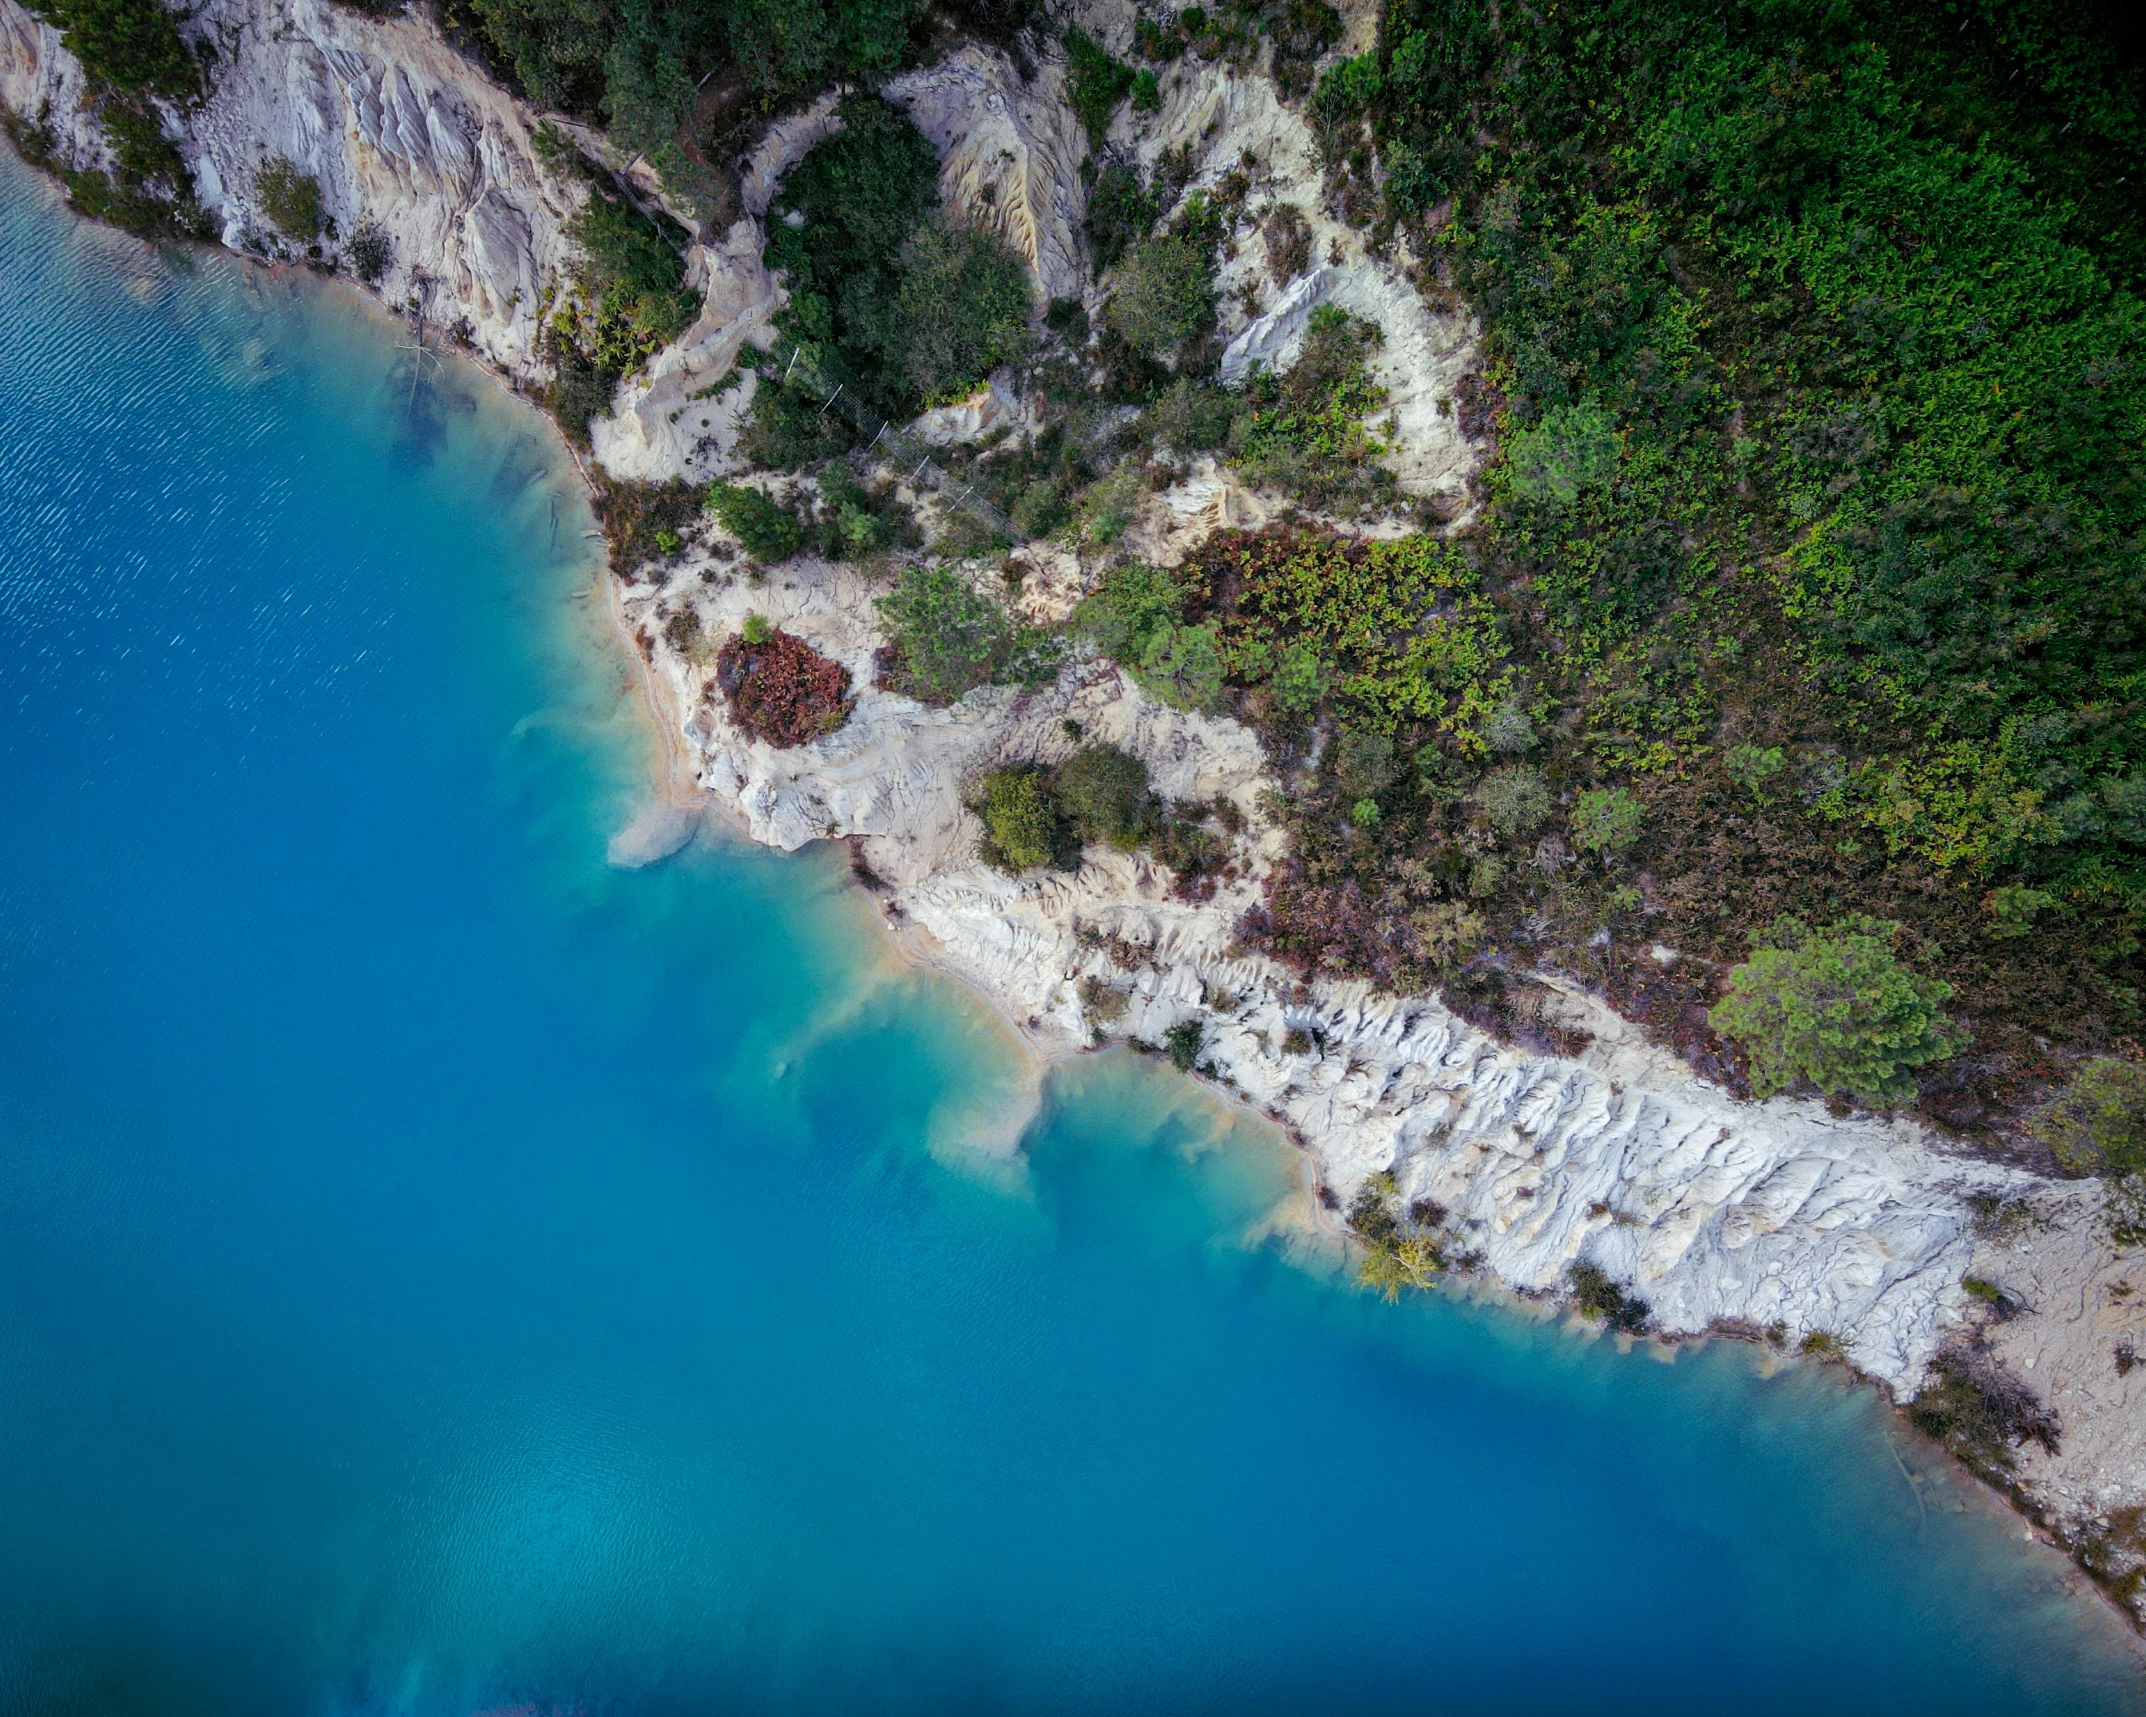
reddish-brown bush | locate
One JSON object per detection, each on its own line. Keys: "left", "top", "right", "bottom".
{"left": 715, "top": 628, "right": 854, "bottom": 748}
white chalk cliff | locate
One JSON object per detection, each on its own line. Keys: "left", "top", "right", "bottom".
{"left": 7, "top": 0, "right": 2143, "bottom": 1612}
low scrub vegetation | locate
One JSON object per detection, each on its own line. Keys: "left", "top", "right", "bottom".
{"left": 716, "top": 625, "right": 854, "bottom": 747}
{"left": 874, "top": 565, "right": 1061, "bottom": 705}
{"left": 1906, "top": 1344, "right": 2061, "bottom": 1479}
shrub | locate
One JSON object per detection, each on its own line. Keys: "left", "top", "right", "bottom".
{"left": 1229, "top": 304, "right": 1394, "bottom": 512}
{"left": 876, "top": 565, "right": 1060, "bottom": 703}
{"left": 716, "top": 627, "right": 855, "bottom": 747}
{"left": 26, "top": 0, "right": 195, "bottom": 95}
{"left": 592, "top": 476, "right": 699, "bottom": 580}
{"left": 257, "top": 157, "right": 328, "bottom": 243}
{"left": 1984, "top": 885, "right": 2059, "bottom": 941}
{"left": 1906, "top": 1346, "right": 2060, "bottom": 1477}
{"left": 1086, "top": 164, "right": 1157, "bottom": 269}
{"left": 2033, "top": 1058, "right": 2146, "bottom": 1181}
{"left": 1056, "top": 742, "right": 1153, "bottom": 848}
{"left": 741, "top": 612, "right": 774, "bottom": 645}
{"left": 973, "top": 765, "right": 1068, "bottom": 871}
{"left": 1708, "top": 916, "right": 1967, "bottom": 1104}
{"left": 1571, "top": 786, "right": 1642, "bottom": 853}
{"left": 1484, "top": 694, "right": 1535, "bottom": 755}
{"left": 1164, "top": 1017, "right": 1205, "bottom": 1072}
{"left": 1474, "top": 765, "right": 1551, "bottom": 839}
{"left": 1262, "top": 202, "right": 1312, "bottom": 285}
{"left": 1103, "top": 235, "right": 1214, "bottom": 364}
{"left": 707, "top": 482, "right": 804, "bottom": 562}
{"left": 892, "top": 217, "right": 1034, "bottom": 405}
{"left": 1009, "top": 479, "right": 1067, "bottom": 539}
{"left": 1080, "top": 976, "right": 1129, "bottom": 1024}
{"left": 1568, "top": 1261, "right": 1650, "bottom": 1333}
{"left": 1502, "top": 400, "right": 1620, "bottom": 507}
{"left": 1724, "top": 742, "right": 1786, "bottom": 802}
{"left": 1064, "top": 26, "right": 1135, "bottom": 145}
{"left": 567, "top": 190, "right": 696, "bottom": 353}
{"left": 1146, "top": 378, "right": 1235, "bottom": 452}
{"left": 1333, "top": 730, "right": 1396, "bottom": 801}
{"left": 347, "top": 220, "right": 393, "bottom": 283}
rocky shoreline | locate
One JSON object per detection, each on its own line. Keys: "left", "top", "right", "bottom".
{"left": 6, "top": 0, "right": 2144, "bottom": 1628}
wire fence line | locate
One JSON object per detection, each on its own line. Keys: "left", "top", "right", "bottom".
{"left": 763, "top": 338, "right": 1020, "bottom": 542}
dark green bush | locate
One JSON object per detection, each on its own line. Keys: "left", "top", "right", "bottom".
{"left": 1056, "top": 742, "right": 1154, "bottom": 848}
{"left": 1085, "top": 164, "right": 1156, "bottom": 269}
{"left": 973, "top": 765, "right": 1070, "bottom": 871}
{"left": 739, "top": 377, "right": 855, "bottom": 469}
{"left": 1064, "top": 27, "right": 1135, "bottom": 145}
{"left": 1102, "top": 235, "right": 1214, "bottom": 364}
{"left": 256, "top": 157, "right": 328, "bottom": 243}
{"left": 1708, "top": 917, "right": 1966, "bottom": 1104}
{"left": 27, "top": 0, "right": 195, "bottom": 95}
{"left": 892, "top": 217, "right": 1034, "bottom": 405}
{"left": 765, "top": 93, "right": 941, "bottom": 408}
{"left": 2033, "top": 1057, "right": 2146, "bottom": 1242}
{"left": 567, "top": 190, "right": 697, "bottom": 353}
{"left": 347, "top": 220, "right": 393, "bottom": 284}
{"left": 1568, "top": 1262, "right": 1650, "bottom": 1333}
{"left": 1146, "top": 378, "right": 1235, "bottom": 452}
{"left": 707, "top": 481, "right": 804, "bottom": 561}
{"left": 1164, "top": 1018, "right": 1205, "bottom": 1072}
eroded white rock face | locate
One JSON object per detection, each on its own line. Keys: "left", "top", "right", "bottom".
{"left": 886, "top": 45, "right": 1089, "bottom": 304}
{"left": 1122, "top": 57, "right": 1480, "bottom": 509}
{"left": 3, "top": 0, "right": 576, "bottom": 378}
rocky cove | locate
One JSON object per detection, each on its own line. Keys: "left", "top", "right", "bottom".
{"left": 6, "top": 0, "right": 2145, "bottom": 1629}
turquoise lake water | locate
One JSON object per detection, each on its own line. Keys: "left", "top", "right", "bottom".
{"left": 1, "top": 152, "right": 2142, "bottom": 1714}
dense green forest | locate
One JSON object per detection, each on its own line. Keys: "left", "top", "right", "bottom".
{"left": 1213, "top": 0, "right": 2146, "bottom": 1139}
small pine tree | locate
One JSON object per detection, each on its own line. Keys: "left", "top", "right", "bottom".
{"left": 1708, "top": 916, "right": 1966, "bottom": 1105}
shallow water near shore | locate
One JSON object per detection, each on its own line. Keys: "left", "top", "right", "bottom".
{"left": 1, "top": 153, "right": 2141, "bottom": 1715}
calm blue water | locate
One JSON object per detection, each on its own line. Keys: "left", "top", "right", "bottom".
{"left": 0, "top": 153, "right": 2141, "bottom": 1716}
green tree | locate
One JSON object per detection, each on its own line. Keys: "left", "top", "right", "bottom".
{"left": 873, "top": 564, "right": 1053, "bottom": 703}
{"left": 1136, "top": 621, "right": 1224, "bottom": 712}
{"left": 1709, "top": 917, "right": 1967, "bottom": 1105}
{"left": 1270, "top": 641, "right": 1327, "bottom": 712}
{"left": 973, "top": 766, "right": 1066, "bottom": 871}
{"left": 1571, "top": 786, "right": 1643, "bottom": 853}
{"left": 1103, "top": 235, "right": 1214, "bottom": 364}
{"left": 1055, "top": 743, "right": 1153, "bottom": 848}
{"left": 27, "top": 0, "right": 195, "bottom": 94}
{"left": 892, "top": 217, "right": 1035, "bottom": 405}
{"left": 1071, "top": 560, "right": 1182, "bottom": 661}
{"left": 707, "top": 482, "right": 804, "bottom": 561}
{"left": 1502, "top": 400, "right": 1620, "bottom": 507}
